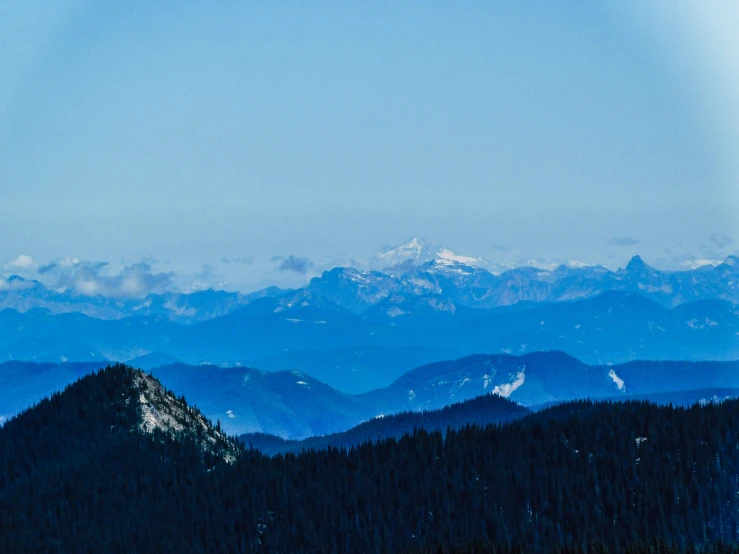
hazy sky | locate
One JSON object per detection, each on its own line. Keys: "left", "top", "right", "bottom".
{"left": 1, "top": 1, "right": 738, "bottom": 292}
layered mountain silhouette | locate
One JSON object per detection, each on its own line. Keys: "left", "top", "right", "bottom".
{"left": 4, "top": 352, "right": 739, "bottom": 438}
{"left": 241, "top": 392, "right": 530, "bottom": 455}
{"left": 3, "top": 243, "right": 738, "bottom": 323}
{"left": 1, "top": 288, "right": 737, "bottom": 394}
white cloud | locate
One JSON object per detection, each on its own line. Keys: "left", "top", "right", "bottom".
{"left": 4, "top": 254, "right": 35, "bottom": 270}
{"left": 74, "top": 279, "right": 99, "bottom": 296}
{"left": 38, "top": 260, "right": 175, "bottom": 298}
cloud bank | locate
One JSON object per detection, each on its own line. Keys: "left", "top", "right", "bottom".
{"left": 39, "top": 260, "right": 175, "bottom": 298}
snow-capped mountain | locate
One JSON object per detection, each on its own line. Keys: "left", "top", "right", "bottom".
{"left": 371, "top": 237, "right": 599, "bottom": 275}
{"left": 305, "top": 254, "right": 739, "bottom": 313}
{"left": 373, "top": 237, "right": 488, "bottom": 272}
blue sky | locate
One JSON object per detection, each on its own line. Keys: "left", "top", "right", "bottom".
{"left": 1, "top": 1, "right": 738, "bottom": 292}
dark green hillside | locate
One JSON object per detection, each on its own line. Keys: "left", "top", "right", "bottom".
{"left": 0, "top": 364, "right": 237, "bottom": 480}
{"left": 0, "top": 365, "right": 238, "bottom": 552}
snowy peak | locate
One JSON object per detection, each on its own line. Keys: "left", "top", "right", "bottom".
{"left": 373, "top": 237, "right": 486, "bottom": 271}
{"left": 374, "top": 237, "right": 441, "bottom": 269}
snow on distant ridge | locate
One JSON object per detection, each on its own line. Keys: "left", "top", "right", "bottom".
{"left": 437, "top": 249, "right": 482, "bottom": 265}
{"left": 681, "top": 259, "right": 723, "bottom": 270}
{"left": 564, "top": 259, "right": 594, "bottom": 269}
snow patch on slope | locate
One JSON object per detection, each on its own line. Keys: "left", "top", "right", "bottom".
{"left": 437, "top": 249, "right": 481, "bottom": 265}
{"left": 482, "top": 374, "right": 493, "bottom": 389}
{"left": 687, "top": 318, "right": 719, "bottom": 329}
{"left": 492, "top": 371, "right": 526, "bottom": 398}
{"left": 608, "top": 369, "right": 625, "bottom": 391}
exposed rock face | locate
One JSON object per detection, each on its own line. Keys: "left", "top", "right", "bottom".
{"left": 132, "top": 369, "right": 238, "bottom": 463}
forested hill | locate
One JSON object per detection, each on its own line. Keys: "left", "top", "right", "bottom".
{"left": 4, "top": 367, "right": 739, "bottom": 552}
{"left": 0, "top": 365, "right": 239, "bottom": 492}
{"left": 240, "top": 392, "right": 530, "bottom": 455}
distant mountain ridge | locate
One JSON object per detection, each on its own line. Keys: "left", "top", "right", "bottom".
{"left": 307, "top": 251, "right": 739, "bottom": 315}
{"left": 0, "top": 277, "right": 284, "bottom": 323}
{"left": 242, "top": 383, "right": 739, "bottom": 456}
{"left": 2, "top": 239, "right": 737, "bottom": 324}
{"left": 2, "top": 239, "right": 737, "bottom": 395}
{"left": 1, "top": 289, "right": 738, "bottom": 395}
{"left": 241, "top": 392, "right": 530, "bottom": 455}
{"left": 5, "top": 352, "right": 739, "bottom": 439}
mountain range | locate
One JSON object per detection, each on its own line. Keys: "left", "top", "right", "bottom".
{"left": 3, "top": 239, "right": 738, "bottom": 324}
{"left": 1, "top": 287, "right": 737, "bottom": 394}
{"left": 1, "top": 238, "right": 737, "bottom": 397}
{"left": 0, "top": 275, "right": 281, "bottom": 323}
{"left": 4, "top": 351, "right": 739, "bottom": 438}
